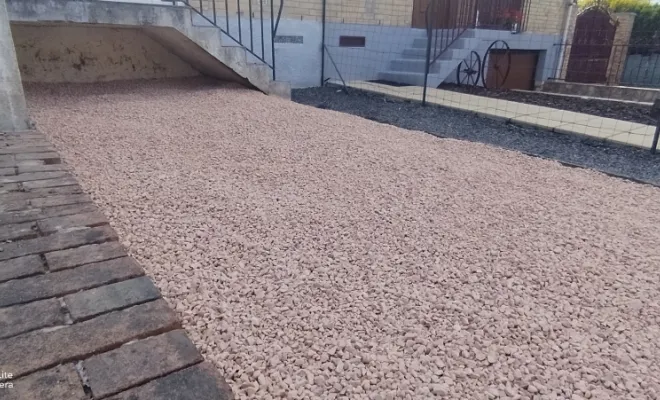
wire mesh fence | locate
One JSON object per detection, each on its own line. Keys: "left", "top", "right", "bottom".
{"left": 310, "top": 0, "right": 660, "bottom": 151}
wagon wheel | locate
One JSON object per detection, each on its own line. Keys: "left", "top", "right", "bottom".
{"left": 456, "top": 51, "right": 482, "bottom": 87}
{"left": 482, "top": 40, "right": 511, "bottom": 90}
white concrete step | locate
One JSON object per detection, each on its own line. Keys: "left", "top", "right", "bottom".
{"left": 402, "top": 47, "right": 470, "bottom": 61}
{"left": 377, "top": 71, "right": 445, "bottom": 87}
{"left": 411, "top": 36, "right": 474, "bottom": 49}
{"left": 378, "top": 30, "right": 479, "bottom": 88}
{"left": 389, "top": 58, "right": 454, "bottom": 74}
{"left": 401, "top": 48, "right": 430, "bottom": 59}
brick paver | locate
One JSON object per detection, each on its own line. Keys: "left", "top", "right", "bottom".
{"left": 0, "top": 298, "right": 66, "bottom": 339}
{"left": 0, "top": 256, "right": 144, "bottom": 307}
{"left": 64, "top": 276, "right": 161, "bottom": 321}
{"left": 0, "top": 202, "right": 98, "bottom": 225}
{"left": 0, "top": 254, "right": 44, "bottom": 282}
{"left": 2, "top": 365, "right": 87, "bottom": 400}
{"left": 46, "top": 241, "right": 126, "bottom": 272}
{"left": 0, "top": 131, "right": 233, "bottom": 399}
{"left": 84, "top": 330, "right": 203, "bottom": 398}
{"left": 107, "top": 363, "right": 234, "bottom": 400}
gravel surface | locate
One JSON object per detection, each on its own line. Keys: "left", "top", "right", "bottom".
{"left": 293, "top": 86, "right": 660, "bottom": 186}
{"left": 27, "top": 78, "right": 660, "bottom": 400}
{"left": 438, "top": 84, "right": 655, "bottom": 126}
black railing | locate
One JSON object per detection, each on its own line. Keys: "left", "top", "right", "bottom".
{"left": 425, "top": 0, "right": 477, "bottom": 69}
{"left": 423, "top": 0, "right": 529, "bottom": 72}
{"left": 475, "top": 0, "right": 529, "bottom": 32}
{"left": 179, "top": 0, "right": 283, "bottom": 79}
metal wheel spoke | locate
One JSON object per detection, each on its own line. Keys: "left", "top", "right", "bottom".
{"left": 460, "top": 70, "right": 468, "bottom": 84}
{"left": 458, "top": 51, "right": 481, "bottom": 87}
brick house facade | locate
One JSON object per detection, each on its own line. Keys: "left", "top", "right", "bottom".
{"left": 203, "top": 0, "right": 571, "bottom": 35}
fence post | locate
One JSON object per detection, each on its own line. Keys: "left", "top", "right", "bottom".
{"left": 422, "top": 38, "right": 431, "bottom": 105}
{"left": 652, "top": 99, "right": 660, "bottom": 154}
{"left": 422, "top": 4, "right": 433, "bottom": 106}
{"left": 320, "top": 0, "right": 326, "bottom": 86}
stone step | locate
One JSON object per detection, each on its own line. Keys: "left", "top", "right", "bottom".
{"left": 389, "top": 58, "right": 455, "bottom": 74}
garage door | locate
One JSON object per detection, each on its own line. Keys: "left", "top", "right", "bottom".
{"left": 486, "top": 50, "right": 539, "bottom": 90}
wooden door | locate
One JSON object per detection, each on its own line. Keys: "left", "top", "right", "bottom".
{"left": 566, "top": 7, "right": 617, "bottom": 84}
{"left": 486, "top": 50, "right": 539, "bottom": 90}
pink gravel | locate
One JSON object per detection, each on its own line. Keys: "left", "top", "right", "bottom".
{"left": 26, "top": 78, "right": 660, "bottom": 400}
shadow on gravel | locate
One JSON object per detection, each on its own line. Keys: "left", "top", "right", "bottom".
{"left": 292, "top": 86, "right": 660, "bottom": 187}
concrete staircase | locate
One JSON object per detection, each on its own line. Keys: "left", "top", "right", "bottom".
{"left": 378, "top": 29, "right": 479, "bottom": 88}
{"left": 6, "top": 0, "right": 290, "bottom": 98}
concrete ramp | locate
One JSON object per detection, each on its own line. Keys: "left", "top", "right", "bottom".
{"left": 6, "top": 0, "right": 290, "bottom": 97}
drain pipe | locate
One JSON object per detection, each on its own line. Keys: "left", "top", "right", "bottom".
{"left": 555, "top": 0, "right": 576, "bottom": 80}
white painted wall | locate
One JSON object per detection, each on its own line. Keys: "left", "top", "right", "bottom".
{"left": 194, "top": 15, "right": 322, "bottom": 87}
{"left": 323, "top": 23, "right": 426, "bottom": 83}
{"left": 221, "top": 17, "right": 561, "bottom": 89}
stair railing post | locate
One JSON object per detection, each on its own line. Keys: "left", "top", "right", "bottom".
{"left": 422, "top": 0, "right": 433, "bottom": 106}
{"left": 651, "top": 99, "right": 660, "bottom": 154}
{"left": 270, "top": 0, "right": 276, "bottom": 80}
{"left": 320, "top": 0, "right": 327, "bottom": 86}
{"left": 237, "top": 0, "right": 242, "bottom": 43}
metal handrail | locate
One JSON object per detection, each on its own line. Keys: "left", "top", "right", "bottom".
{"left": 424, "top": 0, "right": 530, "bottom": 71}
{"left": 424, "top": 0, "right": 475, "bottom": 69}
{"left": 180, "top": 0, "right": 283, "bottom": 79}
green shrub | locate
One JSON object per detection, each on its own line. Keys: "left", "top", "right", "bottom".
{"left": 577, "top": 0, "right": 650, "bottom": 10}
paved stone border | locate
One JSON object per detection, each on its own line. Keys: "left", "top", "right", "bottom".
{"left": 0, "top": 131, "right": 233, "bottom": 400}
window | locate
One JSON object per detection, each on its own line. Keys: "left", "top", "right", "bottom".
{"left": 339, "top": 36, "right": 366, "bottom": 47}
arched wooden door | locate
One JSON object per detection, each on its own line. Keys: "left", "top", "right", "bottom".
{"left": 566, "top": 7, "right": 617, "bottom": 84}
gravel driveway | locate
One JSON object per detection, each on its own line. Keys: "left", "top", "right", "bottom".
{"left": 27, "top": 78, "right": 660, "bottom": 400}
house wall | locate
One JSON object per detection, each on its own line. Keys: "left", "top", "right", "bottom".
{"left": 323, "top": 23, "right": 426, "bottom": 82}
{"left": 198, "top": 12, "right": 562, "bottom": 88}
{"left": 526, "top": 0, "right": 570, "bottom": 34}
{"left": 15, "top": 0, "right": 566, "bottom": 88}
{"left": 194, "top": 15, "right": 422, "bottom": 87}
{"left": 190, "top": 0, "right": 571, "bottom": 87}
{"left": 195, "top": 15, "right": 324, "bottom": 87}
{"left": 201, "top": 0, "right": 568, "bottom": 32}
{"left": 201, "top": 0, "right": 413, "bottom": 26}
{"left": 11, "top": 24, "right": 200, "bottom": 83}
